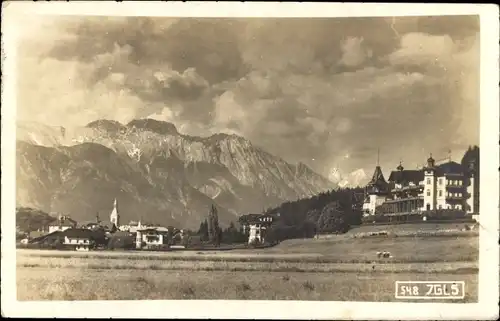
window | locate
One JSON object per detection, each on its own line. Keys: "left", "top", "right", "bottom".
{"left": 458, "top": 180, "right": 462, "bottom": 186}
{"left": 426, "top": 178, "right": 431, "bottom": 184}
{"left": 438, "top": 178, "right": 443, "bottom": 185}
{"left": 438, "top": 190, "right": 442, "bottom": 197}
{"left": 426, "top": 190, "right": 431, "bottom": 196}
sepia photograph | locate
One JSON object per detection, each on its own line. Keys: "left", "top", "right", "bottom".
{"left": 1, "top": 2, "right": 498, "bottom": 320}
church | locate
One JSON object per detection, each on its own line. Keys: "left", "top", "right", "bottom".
{"left": 362, "top": 153, "right": 476, "bottom": 218}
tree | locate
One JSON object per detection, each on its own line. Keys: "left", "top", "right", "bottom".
{"left": 166, "top": 227, "right": 174, "bottom": 246}
{"left": 222, "top": 222, "right": 237, "bottom": 243}
{"left": 208, "top": 205, "right": 221, "bottom": 246}
{"left": 316, "top": 201, "right": 350, "bottom": 234}
{"left": 198, "top": 219, "right": 209, "bottom": 242}
{"left": 107, "top": 233, "right": 135, "bottom": 250}
{"left": 461, "top": 145, "right": 480, "bottom": 213}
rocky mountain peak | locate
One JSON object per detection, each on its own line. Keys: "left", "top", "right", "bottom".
{"left": 85, "top": 119, "right": 126, "bottom": 133}
{"left": 127, "top": 119, "right": 179, "bottom": 136}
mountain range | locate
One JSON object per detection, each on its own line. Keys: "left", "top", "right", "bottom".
{"left": 16, "top": 119, "right": 338, "bottom": 229}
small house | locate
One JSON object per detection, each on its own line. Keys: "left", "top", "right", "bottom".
{"left": 239, "top": 214, "right": 275, "bottom": 245}
{"left": 62, "top": 228, "right": 105, "bottom": 251}
{"left": 135, "top": 227, "right": 169, "bottom": 250}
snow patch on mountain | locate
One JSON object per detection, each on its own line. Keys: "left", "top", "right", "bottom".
{"left": 329, "top": 167, "right": 368, "bottom": 188}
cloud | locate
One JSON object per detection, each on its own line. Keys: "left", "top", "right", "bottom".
{"left": 387, "top": 31, "right": 480, "bottom": 148}
{"left": 15, "top": 15, "right": 480, "bottom": 178}
{"left": 339, "top": 37, "right": 373, "bottom": 68}
{"left": 17, "top": 56, "right": 142, "bottom": 127}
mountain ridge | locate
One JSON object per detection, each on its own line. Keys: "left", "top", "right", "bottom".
{"left": 16, "top": 119, "right": 336, "bottom": 229}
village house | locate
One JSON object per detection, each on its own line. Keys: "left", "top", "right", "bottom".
{"left": 239, "top": 213, "right": 275, "bottom": 244}
{"left": 62, "top": 228, "right": 105, "bottom": 251}
{"left": 135, "top": 227, "right": 169, "bottom": 250}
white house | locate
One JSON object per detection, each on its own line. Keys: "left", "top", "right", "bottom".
{"left": 135, "top": 227, "right": 169, "bottom": 250}
{"left": 239, "top": 214, "right": 274, "bottom": 245}
{"left": 62, "top": 228, "right": 98, "bottom": 251}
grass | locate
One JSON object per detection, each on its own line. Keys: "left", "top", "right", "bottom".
{"left": 16, "top": 267, "right": 478, "bottom": 302}
{"left": 15, "top": 233, "right": 479, "bottom": 302}
{"left": 17, "top": 254, "right": 478, "bottom": 274}
{"left": 262, "top": 234, "right": 479, "bottom": 263}
{"left": 17, "top": 234, "right": 479, "bottom": 264}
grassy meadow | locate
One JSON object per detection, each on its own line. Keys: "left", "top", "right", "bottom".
{"left": 16, "top": 225, "right": 479, "bottom": 302}
{"left": 17, "top": 267, "right": 477, "bottom": 302}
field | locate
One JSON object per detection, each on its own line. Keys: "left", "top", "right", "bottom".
{"left": 16, "top": 225, "right": 479, "bottom": 302}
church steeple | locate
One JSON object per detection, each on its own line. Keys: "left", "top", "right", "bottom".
{"left": 110, "top": 198, "right": 120, "bottom": 227}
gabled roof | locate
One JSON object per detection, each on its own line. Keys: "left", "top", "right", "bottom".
{"left": 388, "top": 170, "right": 424, "bottom": 184}
{"left": 30, "top": 230, "right": 63, "bottom": 244}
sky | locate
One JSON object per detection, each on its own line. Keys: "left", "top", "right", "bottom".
{"left": 15, "top": 14, "right": 480, "bottom": 180}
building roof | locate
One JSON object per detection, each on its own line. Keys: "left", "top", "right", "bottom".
{"left": 388, "top": 169, "right": 424, "bottom": 184}
{"left": 239, "top": 213, "right": 274, "bottom": 225}
{"left": 137, "top": 228, "right": 162, "bottom": 233}
{"left": 81, "top": 222, "right": 100, "bottom": 227}
{"left": 30, "top": 230, "right": 63, "bottom": 243}
{"left": 365, "top": 166, "right": 389, "bottom": 192}
{"left": 435, "top": 161, "right": 466, "bottom": 175}
{"left": 100, "top": 221, "right": 116, "bottom": 230}
{"left": 80, "top": 221, "right": 116, "bottom": 230}
{"left": 62, "top": 228, "right": 101, "bottom": 239}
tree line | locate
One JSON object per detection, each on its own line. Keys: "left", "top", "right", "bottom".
{"left": 263, "top": 187, "right": 365, "bottom": 241}
{"left": 196, "top": 205, "right": 247, "bottom": 245}
{"left": 192, "top": 187, "right": 365, "bottom": 246}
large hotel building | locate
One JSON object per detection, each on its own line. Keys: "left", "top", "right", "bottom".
{"left": 362, "top": 154, "right": 477, "bottom": 217}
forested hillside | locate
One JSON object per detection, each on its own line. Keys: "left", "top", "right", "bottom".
{"left": 16, "top": 207, "right": 56, "bottom": 232}
{"left": 263, "top": 187, "right": 365, "bottom": 241}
